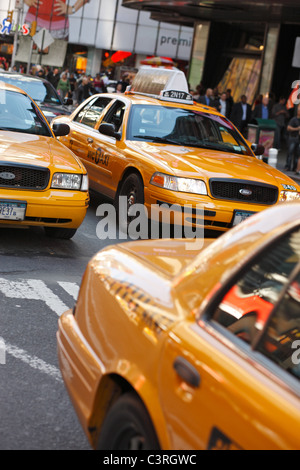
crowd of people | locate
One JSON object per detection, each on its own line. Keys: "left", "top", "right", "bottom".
{"left": 191, "top": 84, "right": 300, "bottom": 174}
{"left": 2, "top": 60, "right": 300, "bottom": 175}
{"left": 17, "top": 64, "right": 132, "bottom": 106}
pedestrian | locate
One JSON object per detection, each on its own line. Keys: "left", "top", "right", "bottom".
{"left": 93, "top": 73, "right": 107, "bottom": 93}
{"left": 196, "top": 87, "right": 214, "bottom": 106}
{"left": 77, "top": 76, "right": 95, "bottom": 104}
{"left": 47, "top": 67, "right": 60, "bottom": 89}
{"left": 230, "top": 95, "right": 252, "bottom": 137}
{"left": 69, "top": 72, "right": 77, "bottom": 94}
{"left": 57, "top": 72, "right": 71, "bottom": 100}
{"left": 115, "top": 83, "right": 123, "bottom": 94}
{"left": 191, "top": 84, "right": 204, "bottom": 101}
{"left": 226, "top": 89, "right": 234, "bottom": 116}
{"left": 271, "top": 96, "right": 289, "bottom": 150}
{"left": 218, "top": 91, "right": 231, "bottom": 117}
{"left": 252, "top": 95, "right": 272, "bottom": 120}
{"left": 285, "top": 105, "right": 300, "bottom": 172}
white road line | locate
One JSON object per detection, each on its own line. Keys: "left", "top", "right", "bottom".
{"left": 58, "top": 282, "right": 79, "bottom": 300}
{"left": 0, "top": 278, "right": 69, "bottom": 316}
{"left": 5, "top": 342, "right": 63, "bottom": 383}
{"left": 27, "top": 279, "right": 69, "bottom": 316}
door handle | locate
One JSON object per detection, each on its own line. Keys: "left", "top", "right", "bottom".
{"left": 173, "top": 356, "right": 200, "bottom": 388}
{"left": 87, "top": 137, "right": 93, "bottom": 144}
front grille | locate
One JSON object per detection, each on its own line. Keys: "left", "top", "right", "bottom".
{"left": 0, "top": 164, "right": 50, "bottom": 190}
{"left": 209, "top": 179, "right": 278, "bottom": 205}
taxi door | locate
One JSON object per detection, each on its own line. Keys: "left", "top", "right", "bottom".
{"left": 158, "top": 320, "right": 300, "bottom": 450}
{"left": 90, "top": 99, "right": 128, "bottom": 198}
{"left": 67, "top": 96, "right": 113, "bottom": 194}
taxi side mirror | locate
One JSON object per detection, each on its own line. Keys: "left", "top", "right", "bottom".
{"left": 251, "top": 143, "right": 265, "bottom": 156}
{"left": 52, "top": 123, "right": 70, "bottom": 137}
{"left": 99, "top": 123, "right": 121, "bottom": 140}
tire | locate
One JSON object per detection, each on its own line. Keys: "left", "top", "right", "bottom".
{"left": 116, "top": 173, "right": 145, "bottom": 234}
{"left": 44, "top": 227, "right": 77, "bottom": 239}
{"left": 96, "top": 392, "right": 160, "bottom": 450}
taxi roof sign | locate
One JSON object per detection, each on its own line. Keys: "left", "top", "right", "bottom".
{"left": 129, "top": 66, "right": 193, "bottom": 104}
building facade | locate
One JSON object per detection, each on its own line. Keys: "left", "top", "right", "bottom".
{"left": 122, "top": 0, "right": 300, "bottom": 104}
{"left": 0, "top": 0, "right": 193, "bottom": 76}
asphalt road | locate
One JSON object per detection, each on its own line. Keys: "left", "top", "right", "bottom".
{"left": 0, "top": 192, "right": 123, "bottom": 450}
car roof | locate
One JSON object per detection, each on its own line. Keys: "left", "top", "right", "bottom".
{"left": 123, "top": 92, "right": 220, "bottom": 114}
{"left": 0, "top": 80, "right": 28, "bottom": 95}
{"left": 0, "top": 71, "right": 47, "bottom": 84}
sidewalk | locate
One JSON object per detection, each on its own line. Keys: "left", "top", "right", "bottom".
{"left": 266, "top": 147, "right": 300, "bottom": 184}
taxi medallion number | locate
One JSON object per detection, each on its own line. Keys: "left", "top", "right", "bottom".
{"left": 0, "top": 201, "right": 26, "bottom": 221}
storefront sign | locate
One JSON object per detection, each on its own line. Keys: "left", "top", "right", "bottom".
{"left": 0, "top": 17, "right": 30, "bottom": 36}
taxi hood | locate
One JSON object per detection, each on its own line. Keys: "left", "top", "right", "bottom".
{"left": 127, "top": 141, "right": 296, "bottom": 187}
{"left": 0, "top": 130, "right": 84, "bottom": 171}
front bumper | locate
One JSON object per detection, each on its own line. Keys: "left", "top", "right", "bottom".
{"left": 145, "top": 186, "right": 275, "bottom": 232}
{"left": 0, "top": 188, "right": 89, "bottom": 229}
{"left": 57, "top": 309, "right": 102, "bottom": 448}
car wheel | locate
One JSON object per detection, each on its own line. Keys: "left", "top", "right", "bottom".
{"left": 44, "top": 227, "right": 77, "bottom": 239}
{"left": 117, "top": 173, "right": 145, "bottom": 233}
{"left": 96, "top": 392, "right": 160, "bottom": 450}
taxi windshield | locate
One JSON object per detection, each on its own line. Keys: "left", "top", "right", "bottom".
{"left": 0, "top": 89, "right": 51, "bottom": 136}
{"left": 127, "top": 105, "right": 253, "bottom": 156}
{"left": 0, "top": 74, "right": 62, "bottom": 105}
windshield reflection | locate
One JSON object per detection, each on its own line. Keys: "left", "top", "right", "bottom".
{"left": 127, "top": 105, "right": 253, "bottom": 156}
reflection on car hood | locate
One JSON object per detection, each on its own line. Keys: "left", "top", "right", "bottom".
{"left": 127, "top": 141, "right": 294, "bottom": 186}
{"left": 0, "top": 130, "right": 83, "bottom": 171}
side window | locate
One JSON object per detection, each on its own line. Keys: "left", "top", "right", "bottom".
{"left": 256, "top": 267, "right": 300, "bottom": 380}
{"left": 74, "top": 97, "right": 111, "bottom": 127}
{"left": 103, "top": 101, "right": 126, "bottom": 132}
{"left": 210, "top": 227, "right": 300, "bottom": 345}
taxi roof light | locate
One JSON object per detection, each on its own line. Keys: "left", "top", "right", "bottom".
{"left": 128, "top": 66, "right": 193, "bottom": 105}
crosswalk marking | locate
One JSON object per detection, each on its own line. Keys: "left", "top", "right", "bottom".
{"left": 0, "top": 277, "right": 79, "bottom": 382}
{"left": 5, "top": 341, "right": 63, "bottom": 383}
{"left": 58, "top": 281, "right": 79, "bottom": 300}
{"left": 0, "top": 277, "right": 79, "bottom": 316}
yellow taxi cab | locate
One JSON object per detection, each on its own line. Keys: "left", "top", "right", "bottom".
{"left": 0, "top": 81, "right": 89, "bottom": 239}
{"left": 57, "top": 201, "right": 300, "bottom": 450}
{"left": 52, "top": 67, "right": 300, "bottom": 234}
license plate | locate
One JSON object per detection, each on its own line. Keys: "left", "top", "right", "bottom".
{"left": 0, "top": 201, "right": 26, "bottom": 221}
{"left": 232, "top": 210, "right": 256, "bottom": 227}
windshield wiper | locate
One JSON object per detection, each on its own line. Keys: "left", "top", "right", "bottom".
{"left": 133, "top": 135, "right": 181, "bottom": 145}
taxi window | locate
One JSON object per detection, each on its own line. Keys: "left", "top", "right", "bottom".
{"left": 209, "top": 227, "right": 300, "bottom": 345}
{"left": 102, "top": 100, "right": 126, "bottom": 132}
{"left": 0, "top": 74, "right": 61, "bottom": 104}
{"left": 74, "top": 97, "right": 111, "bottom": 128}
{"left": 0, "top": 89, "right": 51, "bottom": 136}
{"left": 127, "top": 105, "right": 253, "bottom": 156}
{"left": 255, "top": 265, "right": 300, "bottom": 380}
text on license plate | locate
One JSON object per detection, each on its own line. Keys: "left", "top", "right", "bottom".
{"left": 0, "top": 201, "right": 26, "bottom": 221}
{"left": 232, "top": 210, "right": 256, "bottom": 226}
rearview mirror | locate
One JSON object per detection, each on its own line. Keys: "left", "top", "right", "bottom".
{"left": 251, "top": 143, "right": 265, "bottom": 156}
{"left": 52, "top": 122, "right": 70, "bottom": 137}
{"left": 99, "top": 123, "right": 121, "bottom": 140}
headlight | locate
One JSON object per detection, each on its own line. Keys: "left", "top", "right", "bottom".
{"left": 279, "top": 191, "right": 300, "bottom": 202}
{"left": 51, "top": 173, "right": 89, "bottom": 191}
{"left": 150, "top": 172, "right": 207, "bottom": 195}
